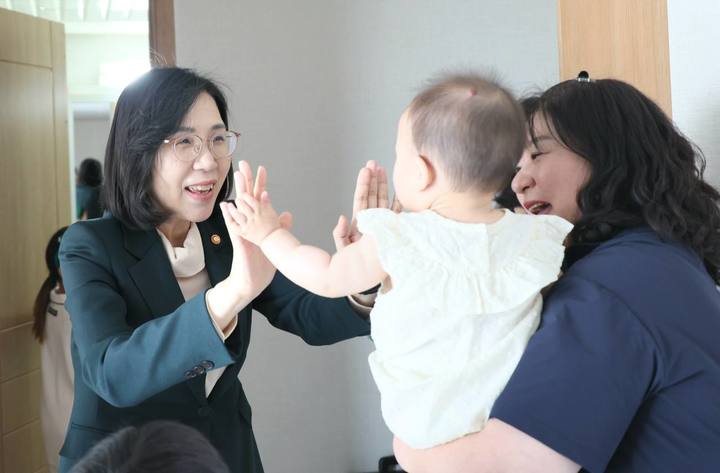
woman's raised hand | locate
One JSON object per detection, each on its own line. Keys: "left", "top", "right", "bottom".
{"left": 223, "top": 172, "right": 284, "bottom": 247}
{"left": 332, "top": 160, "right": 401, "bottom": 251}
{"left": 210, "top": 162, "right": 292, "bottom": 325}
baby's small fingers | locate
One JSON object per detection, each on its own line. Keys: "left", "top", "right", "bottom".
{"left": 240, "top": 192, "right": 260, "bottom": 212}
{"left": 259, "top": 191, "right": 276, "bottom": 210}
{"left": 234, "top": 199, "right": 255, "bottom": 221}
{"left": 220, "top": 202, "right": 242, "bottom": 233}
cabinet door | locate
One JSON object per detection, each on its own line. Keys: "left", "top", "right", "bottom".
{"left": 0, "top": 7, "right": 70, "bottom": 473}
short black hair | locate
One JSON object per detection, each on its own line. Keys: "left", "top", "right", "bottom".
{"left": 103, "top": 67, "right": 233, "bottom": 230}
{"left": 77, "top": 158, "right": 103, "bottom": 187}
{"left": 526, "top": 78, "right": 720, "bottom": 282}
{"left": 70, "top": 421, "right": 230, "bottom": 473}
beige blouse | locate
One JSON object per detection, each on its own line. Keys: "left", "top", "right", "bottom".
{"left": 157, "top": 223, "right": 237, "bottom": 397}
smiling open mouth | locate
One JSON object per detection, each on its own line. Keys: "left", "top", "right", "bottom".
{"left": 185, "top": 183, "right": 215, "bottom": 195}
{"left": 526, "top": 202, "right": 551, "bottom": 215}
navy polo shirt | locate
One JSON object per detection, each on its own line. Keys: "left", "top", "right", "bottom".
{"left": 491, "top": 227, "right": 720, "bottom": 472}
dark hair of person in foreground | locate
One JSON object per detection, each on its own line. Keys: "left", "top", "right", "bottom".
{"left": 70, "top": 420, "right": 230, "bottom": 473}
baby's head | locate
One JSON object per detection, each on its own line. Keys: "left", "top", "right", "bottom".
{"left": 393, "top": 73, "right": 525, "bottom": 210}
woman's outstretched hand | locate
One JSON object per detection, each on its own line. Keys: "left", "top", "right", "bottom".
{"left": 335, "top": 160, "right": 401, "bottom": 309}
{"left": 224, "top": 184, "right": 283, "bottom": 247}
{"left": 332, "top": 160, "right": 401, "bottom": 251}
{"left": 209, "top": 161, "right": 292, "bottom": 329}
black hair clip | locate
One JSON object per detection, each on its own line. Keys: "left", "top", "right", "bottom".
{"left": 576, "top": 70, "right": 591, "bottom": 83}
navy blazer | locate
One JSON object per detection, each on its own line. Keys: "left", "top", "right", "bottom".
{"left": 58, "top": 208, "right": 370, "bottom": 472}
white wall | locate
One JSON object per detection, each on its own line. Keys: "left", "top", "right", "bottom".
{"left": 73, "top": 117, "right": 111, "bottom": 170}
{"left": 174, "top": 1, "right": 559, "bottom": 472}
{"left": 667, "top": 0, "right": 720, "bottom": 186}
{"left": 66, "top": 33, "right": 150, "bottom": 102}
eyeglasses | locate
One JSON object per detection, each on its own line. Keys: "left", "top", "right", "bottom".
{"left": 162, "top": 130, "right": 241, "bottom": 162}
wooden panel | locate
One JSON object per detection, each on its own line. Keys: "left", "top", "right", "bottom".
{"left": 1, "top": 7, "right": 66, "bottom": 472}
{"left": 50, "top": 22, "right": 71, "bottom": 226}
{"left": 1, "top": 370, "right": 41, "bottom": 434}
{"left": 149, "top": 0, "right": 176, "bottom": 66}
{"left": 0, "top": 388, "right": 3, "bottom": 473}
{"left": 3, "top": 421, "right": 45, "bottom": 473}
{"left": 0, "top": 324, "right": 41, "bottom": 383}
{"left": 0, "top": 8, "right": 52, "bottom": 68}
{"left": 558, "top": 0, "right": 672, "bottom": 116}
{"left": 0, "top": 62, "right": 58, "bottom": 330}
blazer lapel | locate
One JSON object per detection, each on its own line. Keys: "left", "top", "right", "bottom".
{"left": 198, "top": 212, "right": 233, "bottom": 286}
{"left": 124, "top": 226, "right": 185, "bottom": 318}
{"left": 198, "top": 211, "right": 243, "bottom": 401}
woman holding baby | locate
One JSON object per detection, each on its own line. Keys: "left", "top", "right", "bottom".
{"left": 60, "top": 65, "right": 720, "bottom": 473}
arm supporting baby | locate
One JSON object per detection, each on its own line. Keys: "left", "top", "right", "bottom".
{"left": 219, "top": 164, "right": 388, "bottom": 299}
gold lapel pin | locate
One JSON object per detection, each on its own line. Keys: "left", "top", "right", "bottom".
{"left": 211, "top": 234, "right": 222, "bottom": 245}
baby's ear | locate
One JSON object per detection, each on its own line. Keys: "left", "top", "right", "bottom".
{"left": 415, "top": 154, "right": 436, "bottom": 191}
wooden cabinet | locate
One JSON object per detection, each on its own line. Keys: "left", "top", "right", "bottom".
{"left": 0, "top": 7, "right": 70, "bottom": 473}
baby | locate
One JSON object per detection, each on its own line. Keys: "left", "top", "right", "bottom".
{"left": 220, "top": 73, "right": 572, "bottom": 448}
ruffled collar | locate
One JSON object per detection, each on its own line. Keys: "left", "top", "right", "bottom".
{"left": 157, "top": 223, "right": 206, "bottom": 278}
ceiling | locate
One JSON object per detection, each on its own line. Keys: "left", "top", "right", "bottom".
{"left": 2, "top": 0, "right": 148, "bottom": 33}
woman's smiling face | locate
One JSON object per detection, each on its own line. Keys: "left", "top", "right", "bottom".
{"left": 152, "top": 92, "right": 232, "bottom": 225}
{"left": 511, "top": 114, "right": 592, "bottom": 224}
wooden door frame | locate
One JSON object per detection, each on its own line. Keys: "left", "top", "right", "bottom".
{"left": 149, "top": 0, "right": 176, "bottom": 67}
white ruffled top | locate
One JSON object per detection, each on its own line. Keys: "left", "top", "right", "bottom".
{"left": 356, "top": 208, "right": 572, "bottom": 448}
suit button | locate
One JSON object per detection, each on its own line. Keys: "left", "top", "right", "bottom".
{"left": 193, "top": 366, "right": 205, "bottom": 376}
{"left": 184, "top": 370, "right": 196, "bottom": 379}
{"left": 198, "top": 406, "right": 213, "bottom": 416}
{"left": 200, "top": 360, "right": 215, "bottom": 370}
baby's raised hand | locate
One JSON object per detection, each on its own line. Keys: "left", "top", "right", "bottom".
{"left": 220, "top": 164, "right": 293, "bottom": 245}
{"left": 232, "top": 191, "right": 282, "bottom": 245}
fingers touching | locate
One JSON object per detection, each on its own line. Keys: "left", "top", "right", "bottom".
{"left": 236, "top": 161, "right": 266, "bottom": 200}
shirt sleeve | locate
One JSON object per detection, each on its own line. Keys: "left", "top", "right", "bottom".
{"left": 490, "top": 275, "right": 662, "bottom": 473}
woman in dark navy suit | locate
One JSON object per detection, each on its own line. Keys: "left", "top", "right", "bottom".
{"left": 58, "top": 67, "right": 374, "bottom": 472}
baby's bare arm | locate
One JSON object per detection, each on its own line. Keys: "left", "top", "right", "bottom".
{"left": 260, "top": 229, "right": 386, "bottom": 298}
